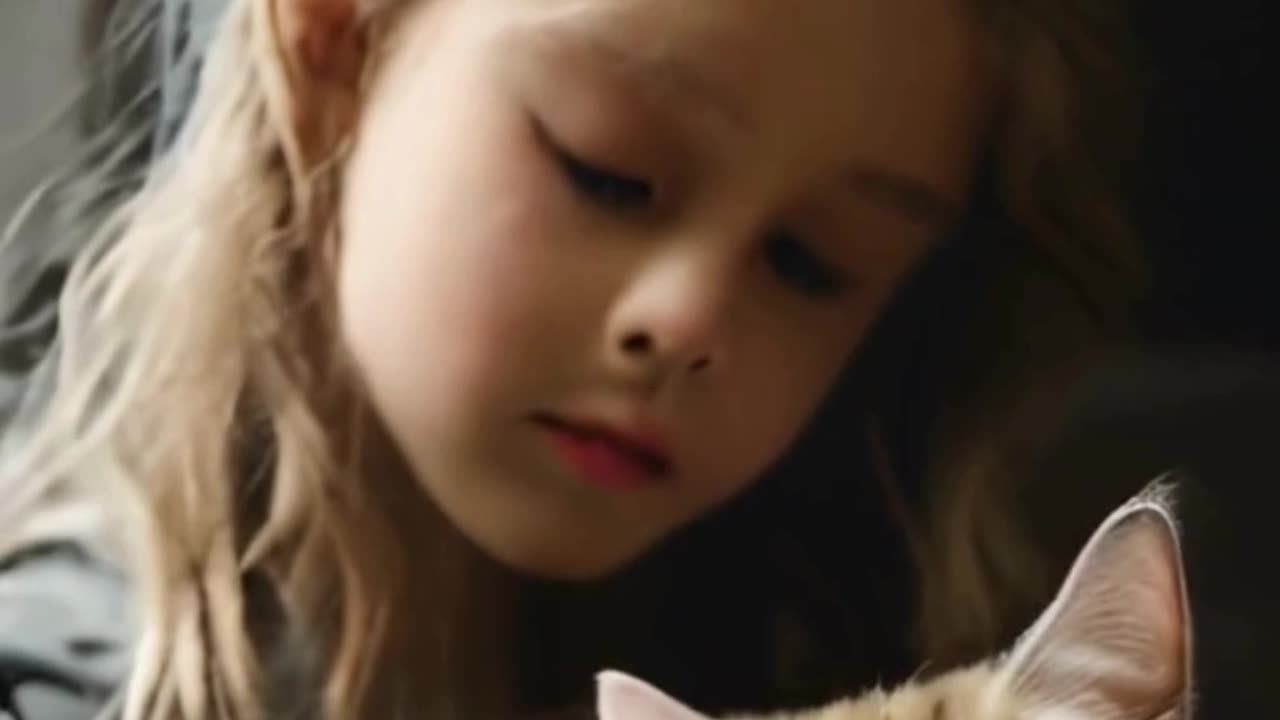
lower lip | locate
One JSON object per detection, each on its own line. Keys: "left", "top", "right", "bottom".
{"left": 541, "top": 425, "right": 668, "bottom": 493}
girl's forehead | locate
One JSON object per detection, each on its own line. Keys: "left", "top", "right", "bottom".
{"left": 507, "top": 0, "right": 994, "bottom": 196}
{"left": 514, "top": 9, "right": 748, "bottom": 135}
{"left": 518, "top": 0, "right": 990, "bottom": 68}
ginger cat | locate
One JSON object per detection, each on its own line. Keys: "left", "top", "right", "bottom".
{"left": 597, "top": 482, "right": 1193, "bottom": 720}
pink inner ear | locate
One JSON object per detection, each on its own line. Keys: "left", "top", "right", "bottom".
{"left": 596, "top": 671, "right": 708, "bottom": 720}
{"left": 1006, "top": 501, "right": 1192, "bottom": 720}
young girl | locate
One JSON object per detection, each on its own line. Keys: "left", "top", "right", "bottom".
{"left": 0, "top": 0, "right": 1148, "bottom": 718}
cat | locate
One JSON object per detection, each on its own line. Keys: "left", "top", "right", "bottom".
{"left": 595, "top": 481, "right": 1194, "bottom": 720}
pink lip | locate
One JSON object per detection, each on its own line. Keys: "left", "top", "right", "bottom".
{"left": 533, "top": 413, "right": 674, "bottom": 492}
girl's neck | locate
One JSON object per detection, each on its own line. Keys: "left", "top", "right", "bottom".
{"left": 358, "top": 417, "right": 523, "bottom": 717}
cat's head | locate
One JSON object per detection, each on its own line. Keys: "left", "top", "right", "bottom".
{"left": 596, "top": 481, "right": 1194, "bottom": 719}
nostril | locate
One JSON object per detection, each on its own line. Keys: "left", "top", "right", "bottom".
{"left": 622, "top": 332, "right": 653, "bottom": 354}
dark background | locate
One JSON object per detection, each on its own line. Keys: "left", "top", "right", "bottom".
{"left": 1139, "top": 0, "right": 1276, "bottom": 351}
{"left": 1083, "top": 2, "right": 1279, "bottom": 713}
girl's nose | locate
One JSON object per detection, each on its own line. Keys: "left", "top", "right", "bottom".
{"left": 602, "top": 245, "right": 737, "bottom": 389}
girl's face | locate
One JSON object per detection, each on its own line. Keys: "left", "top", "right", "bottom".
{"left": 338, "top": 0, "right": 992, "bottom": 578}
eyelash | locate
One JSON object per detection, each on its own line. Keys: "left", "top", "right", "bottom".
{"left": 763, "top": 229, "right": 851, "bottom": 299}
{"left": 555, "top": 147, "right": 655, "bottom": 211}
{"left": 549, "top": 136, "right": 849, "bottom": 299}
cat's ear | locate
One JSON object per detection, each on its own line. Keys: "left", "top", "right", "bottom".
{"left": 596, "top": 670, "right": 710, "bottom": 720}
{"left": 1005, "top": 483, "right": 1193, "bottom": 720}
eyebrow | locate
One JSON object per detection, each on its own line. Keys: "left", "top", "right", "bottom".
{"left": 541, "top": 25, "right": 749, "bottom": 134}
{"left": 845, "top": 167, "right": 962, "bottom": 228}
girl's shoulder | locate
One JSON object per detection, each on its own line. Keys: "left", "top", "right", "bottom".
{"left": 0, "top": 537, "right": 133, "bottom": 720}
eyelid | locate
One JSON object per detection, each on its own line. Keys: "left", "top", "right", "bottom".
{"left": 531, "top": 113, "right": 642, "bottom": 181}
{"left": 558, "top": 148, "right": 655, "bottom": 210}
{"left": 523, "top": 72, "right": 693, "bottom": 196}
{"left": 764, "top": 226, "right": 858, "bottom": 300}
{"left": 533, "top": 114, "right": 658, "bottom": 212}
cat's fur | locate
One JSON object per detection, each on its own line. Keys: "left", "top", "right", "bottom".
{"left": 596, "top": 481, "right": 1193, "bottom": 720}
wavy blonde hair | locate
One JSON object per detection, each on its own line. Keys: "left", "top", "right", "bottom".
{"left": 0, "top": 0, "right": 1146, "bottom": 717}
{"left": 2, "top": 1, "right": 423, "bottom": 717}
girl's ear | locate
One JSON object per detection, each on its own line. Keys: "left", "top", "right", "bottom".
{"left": 1004, "top": 482, "right": 1193, "bottom": 720}
{"left": 597, "top": 671, "right": 711, "bottom": 720}
{"left": 271, "top": 0, "right": 369, "bottom": 158}
{"left": 274, "top": 0, "right": 366, "bottom": 82}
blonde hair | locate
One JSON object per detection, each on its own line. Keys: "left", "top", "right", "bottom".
{"left": 0, "top": 0, "right": 1147, "bottom": 717}
{"left": 901, "top": 0, "right": 1148, "bottom": 665}
{"left": 2, "top": 1, "right": 423, "bottom": 717}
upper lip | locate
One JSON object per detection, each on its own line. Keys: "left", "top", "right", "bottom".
{"left": 533, "top": 411, "right": 675, "bottom": 475}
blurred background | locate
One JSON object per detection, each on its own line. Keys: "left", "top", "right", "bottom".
{"left": 0, "top": 2, "right": 83, "bottom": 249}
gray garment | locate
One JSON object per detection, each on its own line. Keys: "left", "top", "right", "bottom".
{"left": 0, "top": 542, "right": 132, "bottom": 720}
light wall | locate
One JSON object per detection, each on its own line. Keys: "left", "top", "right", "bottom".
{"left": 0, "top": 0, "right": 86, "bottom": 234}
